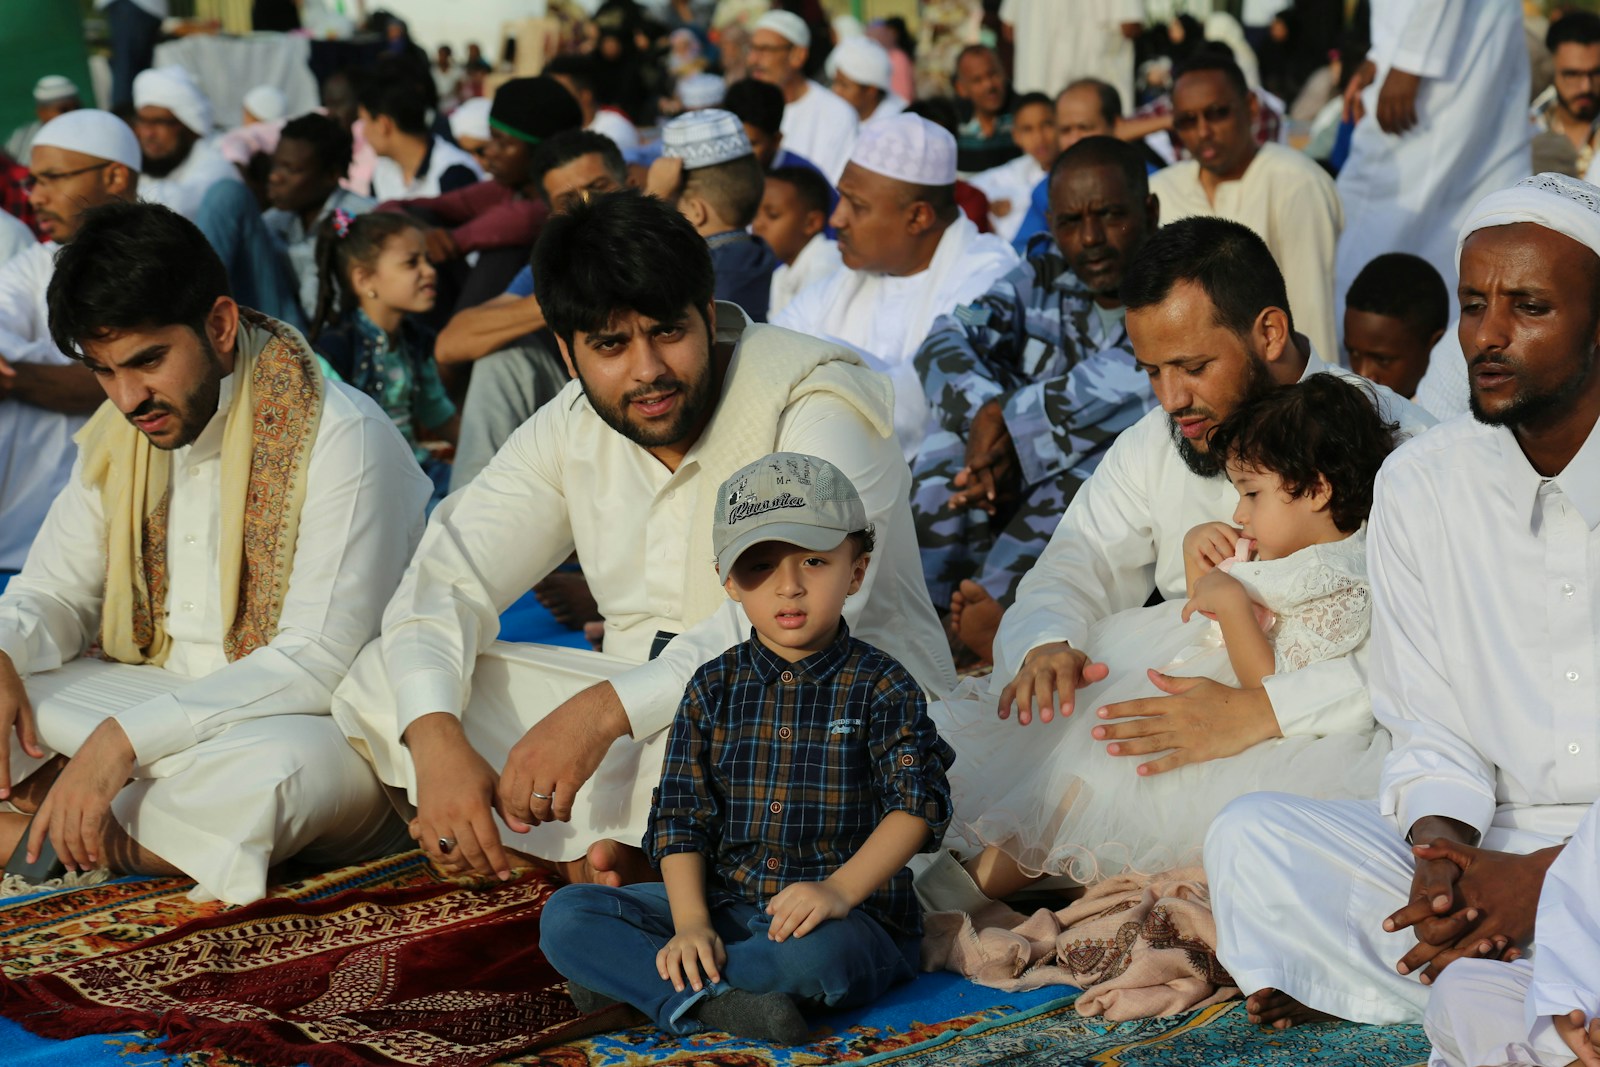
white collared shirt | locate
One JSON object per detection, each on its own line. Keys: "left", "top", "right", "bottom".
{"left": 1373, "top": 412, "right": 1600, "bottom": 842}
{"left": 767, "top": 233, "right": 841, "bottom": 318}
{"left": 369, "top": 135, "right": 484, "bottom": 202}
{"left": 0, "top": 374, "right": 431, "bottom": 768}
{"left": 998, "top": 351, "right": 1435, "bottom": 738}
{"left": 966, "top": 152, "right": 1046, "bottom": 246}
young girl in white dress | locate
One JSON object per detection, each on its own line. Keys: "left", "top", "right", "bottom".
{"left": 942, "top": 374, "right": 1400, "bottom": 898}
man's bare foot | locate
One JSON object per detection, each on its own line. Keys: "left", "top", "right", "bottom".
{"left": 4, "top": 755, "right": 67, "bottom": 814}
{"left": 554, "top": 840, "right": 660, "bottom": 887}
{"left": 534, "top": 572, "right": 602, "bottom": 631}
{"left": 583, "top": 620, "right": 605, "bottom": 652}
{"left": 950, "top": 580, "right": 1003, "bottom": 665}
{"left": 1245, "top": 988, "right": 1339, "bottom": 1030}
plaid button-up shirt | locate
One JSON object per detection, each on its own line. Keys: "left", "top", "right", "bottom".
{"left": 646, "top": 623, "right": 955, "bottom": 939}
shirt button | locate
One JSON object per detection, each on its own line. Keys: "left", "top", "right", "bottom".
{"left": 1568, "top": 671, "right": 1581, "bottom": 682}
{"left": 188, "top": 466, "right": 201, "bottom": 477}
{"left": 769, "top": 801, "right": 782, "bottom": 814}
{"left": 900, "top": 754, "right": 915, "bottom": 767}
{"left": 1571, "top": 742, "right": 1582, "bottom": 755}
{"left": 765, "top": 857, "right": 779, "bottom": 871}
{"left": 780, "top": 671, "right": 794, "bottom": 683}
{"left": 1564, "top": 582, "right": 1576, "bottom": 598}
{"left": 185, "top": 534, "right": 197, "bottom": 545}
{"left": 181, "top": 601, "right": 195, "bottom": 612}
{"left": 778, "top": 727, "right": 792, "bottom": 740}
{"left": 664, "top": 490, "right": 676, "bottom": 501}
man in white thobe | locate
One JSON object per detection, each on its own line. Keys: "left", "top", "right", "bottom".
{"left": 1332, "top": 0, "right": 1530, "bottom": 342}
{"left": 934, "top": 215, "right": 1430, "bottom": 901}
{"left": 1150, "top": 55, "right": 1343, "bottom": 362}
{"left": 1206, "top": 174, "right": 1600, "bottom": 1030}
{"left": 0, "top": 111, "right": 138, "bottom": 575}
{"left": 825, "top": 36, "right": 907, "bottom": 130}
{"left": 746, "top": 11, "right": 860, "bottom": 184}
{"left": 1000, "top": 0, "right": 1144, "bottom": 109}
{"left": 0, "top": 200, "right": 429, "bottom": 903}
{"left": 773, "top": 113, "right": 1018, "bottom": 459}
{"left": 331, "top": 190, "right": 954, "bottom": 886}
{"left": 131, "top": 66, "right": 240, "bottom": 221}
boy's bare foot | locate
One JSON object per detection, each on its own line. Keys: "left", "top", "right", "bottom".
{"left": 950, "top": 580, "right": 1003, "bottom": 665}
{"left": 1245, "top": 988, "right": 1338, "bottom": 1029}
{"left": 534, "top": 572, "right": 602, "bottom": 630}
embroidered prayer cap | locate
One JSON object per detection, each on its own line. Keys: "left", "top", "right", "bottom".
{"left": 751, "top": 10, "right": 811, "bottom": 49}
{"left": 662, "top": 108, "right": 753, "bottom": 170}
{"left": 1457, "top": 172, "right": 1600, "bottom": 269}
{"left": 32, "top": 109, "right": 141, "bottom": 173}
{"left": 242, "top": 85, "right": 287, "bottom": 123}
{"left": 33, "top": 75, "right": 79, "bottom": 104}
{"left": 489, "top": 76, "right": 583, "bottom": 145}
{"left": 678, "top": 72, "right": 728, "bottom": 111}
{"left": 848, "top": 112, "right": 956, "bottom": 186}
{"left": 825, "top": 36, "right": 892, "bottom": 92}
{"left": 449, "top": 97, "right": 492, "bottom": 143}
{"left": 714, "top": 452, "right": 867, "bottom": 572}
{"left": 133, "top": 65, "right": 213, "bottom": 135}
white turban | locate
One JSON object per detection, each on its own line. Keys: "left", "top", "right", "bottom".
{"left": 31, "top": 109, "right": 141, "bottom": 173}
{"left": 133, "top": 66, "right": 213, "bottom": 136}
{"left": 848, "top": 112, "right": 956, "bottom": 186}
{"left": 825, "top": 36, "right": 892, "bottom": 92}
{"left": 448, "top": 97, "right": 491, "bottom": 144}
{"left": 1456, "top": 172, "right": 1600, "bottom": 269}
{"left": 33, "top": 75, "right": 79, "bottom": 104}
{"left": 752, "top": 11, "right": 810, "bottom": 49}
{"left": 242, "top": 85, "right": 287, "bottom": 124}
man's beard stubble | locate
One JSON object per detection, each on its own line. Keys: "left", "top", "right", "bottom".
{"left": 126, "top": 335, "right": 226, "bottom": 451}
{"left": 577, "top": 363, "right": 717, "bottom": 450}
{"left": 1168, "top": 352, "right": 1274, "bottom": 478}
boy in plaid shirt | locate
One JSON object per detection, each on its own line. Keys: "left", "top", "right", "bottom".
{"left": 541, "top": 452, "right": 954, "bottom": 1044}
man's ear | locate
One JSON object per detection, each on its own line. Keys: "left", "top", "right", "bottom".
{"left": 906, "top": 199, "right": 935, "bottom": 236}
{"left": 207, "top": 296, "right": 240, "bottom": 372}
{"left": 105, "top": 162, "right": 136, "bottom": 199}
{"left": 1255, "top": 306, "right": 1293, "bottom": 369}
{"left": 553, "top": 332, "right": 578, "bottom": 379}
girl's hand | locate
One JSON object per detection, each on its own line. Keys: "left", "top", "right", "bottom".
{"left": 766, "top": 881, "right": 852, "bottom": 941}
{"left": 1184, "top": 522, "right": 1242, "bottom": 577}
{"left": 1181, "top": 568, "right": 1250, "bottom": 623}
{"left": 655, "top": 924, "right": 726, "bottom": 992}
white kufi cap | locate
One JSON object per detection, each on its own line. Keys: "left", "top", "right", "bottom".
{"left": 449, "top": 97, "right": 491, "bottom": 143}
{"left": 825, "top": 36, "right": 892, "bottom": 91}
{"left": 751, "top": 10, "right": 810, "bottom": 48}
{"left": 33, "top": 75, "right": 79, "bottom": 104}
{"left": 661, "top": 108, "right": 752, "bottom": 170}
{"left": 133, "top": 65, "right": 213, "bottom": 136}
{"left": 677, "top": 72, "right": 727, "bottom": 110}
{"left": 848, "top": 112, "right": 956, "bottom": 186}
{"left": 1457, "top": 172, "right": 1600, "bottom": 268}
{"left": 32, "top": 109, "right": 141, "bottom": 173}
{"left": 242, "top": 85, "right": 287, "bottom": 123}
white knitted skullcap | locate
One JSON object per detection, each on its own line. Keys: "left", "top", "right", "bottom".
{"left": 848, "top": 112, "right": 956, "bottom": 186}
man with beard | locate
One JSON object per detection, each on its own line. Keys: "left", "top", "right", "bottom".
{"left": 1207, "top": 172, "right": 1600, "bottom": 1037}
{"left": 131, "top": 66, "right": 239, "bottom": 221}
{"left": 745, "top": 11, "right": 859, "bottom": 184}
{"left": 980, "top": 217, "right": 1428, "bottom": 800}
{"left": 331, "top": 190, "right": 954, "bottom": 888}
{"left": 909, "top": 137, "right": 1158, "bottom": 662}
{"left": 1530, "top": 13, "right": 1600, "bottom": 179}
{"left": 0, "top": 111, "right": 140, "bottom": 577}
{"left": 1149, "top": 54, "right": 1343, "bottom": 364}
{"left": 0, "top": 200, "right": 429, "bottom": 902}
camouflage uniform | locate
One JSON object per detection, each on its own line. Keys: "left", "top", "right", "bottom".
{"left": 910, "top": 248, "right": 1155, "bottom": 610}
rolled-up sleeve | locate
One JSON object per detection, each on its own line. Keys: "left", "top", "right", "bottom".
{"left": 645, "top": 670, "right": 722, "bottom": 864}
{"left": 869, "top": 667, "right": 954, "bottom": 849}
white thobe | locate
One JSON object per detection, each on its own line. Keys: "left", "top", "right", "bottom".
{"left": 1424, "top": 800, "right": 1600, "bottom": 1067}
{"left": 0, "top": 374, "right": 431, "bottom": 903}
{"left": 779, "top": 81, "right": 860, "bottom": 185}
{"left": 137, "top": 138, "right": 242, "bottom": 221}
{"left": 967, "top": 153, "right": 1046, "bottom": 245}
{"left": 369, "top": 135, "right": 484, "bottom": 202}
{"left": 772, "top": 216, "right": 1018, "bottom": 458}
{"left": 588, "top": 108, "right": 641, "bottom": 151}
{"left": 1208, "top": 411, "right": 1600, "bottom": 1026}
{"left": 332, "top": 306, "right": 956, "bottom": 862}
{"left": 1333, "top": 0, "right": 1530, "bottom": 346}
{"left": 862, "top": 93, "right": 908, "bottom": 129}
{"left": 768, "top": 233, "right": 842, "bottom": 317}
{"left": 1149, "top": 143, "right": 1344, "bottom": 365}
{"left": 999, "top": 0, "right": 1144, "bottom": 109}
{"left": 1414, "top": 319, "right": 1471, "bottom": 422}
{"left": 0, "top": 209, "right": 33, "bottom": 266}
{"left": 0, "top": 243, "right": 86, "bottom": 572}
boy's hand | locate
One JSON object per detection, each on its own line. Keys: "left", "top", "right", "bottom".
{"left": 766, "top": 881, "right": 852, "bottom": 941}
{"left": 1556, "top": 1010, "right": 1600, "bottom": 1067}
{"left": 656, "top": 924, "right": 726, "bottom": 992}
{"left": 1183, "top": 521, "right": 1242, "bottom": 577}
{"left": 1182, "top": 568, "right": 1249, "bottom": 624}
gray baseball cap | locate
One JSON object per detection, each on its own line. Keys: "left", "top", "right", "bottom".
{"left": 713, "top": 452, "right": 867, "bottom": 572}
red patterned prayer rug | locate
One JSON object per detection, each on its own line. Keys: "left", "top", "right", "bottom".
{"left": 0, "top": 863, "right": 609, "bottom": 1067}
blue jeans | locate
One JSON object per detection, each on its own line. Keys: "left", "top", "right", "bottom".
{"left": 105, "top": 0, "right": 161, "bottom": 113}
{"left": 540, "top": 882, "right": 918, "bottom": 1034}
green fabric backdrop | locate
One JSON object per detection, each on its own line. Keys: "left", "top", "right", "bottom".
{"left": 0, "top": 1, "right": 93, "bottom": 156}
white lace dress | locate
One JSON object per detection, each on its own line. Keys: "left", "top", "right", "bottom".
{"left": 938, "top": 529, "right": 1390, "bottom": 884}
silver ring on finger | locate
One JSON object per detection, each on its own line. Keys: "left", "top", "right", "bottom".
{"left": 439, "top": 836, "right": 456, "bottom": 853}
{"left": 531, "top": 790, "right": 554, "bottom": 801}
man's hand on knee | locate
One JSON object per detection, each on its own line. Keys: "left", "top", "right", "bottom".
{"left": 28, "top": 718, "right": 134, "bottom": 872}
{"left": 497, "top": 682, "right": 630, "bottom": 829}
{"left": 0, "top": 652, "right": 44, "bottom": 800}
{"left": 997, "top": 642, "right": 1109, "bottom": 725}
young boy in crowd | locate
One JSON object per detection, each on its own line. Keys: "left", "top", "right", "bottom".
{"left": 1343, "top": 252, "right": 1448, "bottom": 399}
{"left": 967, "top": 92, "right": 1058, "bottom": 245}
{"left": 753, "top": 165, "right": 842, "bottom": 317}
{"left": 541, "top": 453, "right": 955, "bottom": 1046}
{"left": 647, "top": 108, "right": 779, "bottom": 320}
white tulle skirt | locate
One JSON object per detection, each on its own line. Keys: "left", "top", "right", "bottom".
{"left": 934, "top": 600, "right": 1389, "bottom": 885}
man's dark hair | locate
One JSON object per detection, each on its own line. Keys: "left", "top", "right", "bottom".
{"left": 532, "top": 189, "right": 715, "bottom": 350}
{"left": 724, "top": 78, "right": 785, "bottom": 137}
{"left": 768, "top": 165, "right": 832, "bottom": 217}
{"left": 48, "top": 201, "right": 230, "bottom": 359}
{"left": 356, "top": 66, "right": 433, "bottom": 135}
{"left": 1207, "top": 374, "right": 1399, "bottom": 533}
{"left": 953, "top": 43, "right": 997, "bottom": 83}
{"left": 1122, "top": 216, "right": 1294, "bottom": 337}
{"left": 1050, "top": 134, "right": 1148, "bottom": 201}
{"left": 905, "top": 96, "right": 961, "bottom": 134}
{"left": 1173, "top": 52, "right": 1251, "bottom": 101}
{"left": 1061, "top": 77, "right": 1122, "bottom": 127}
{"left": 530, "top": 129, "right": 627, "bottom": 204}
{"left": 279, "top": 112, "right": 354, "bottom": 178}
{"left": 1346, "top": 253, "right": 1448, "bottom": 340}
{"left": 686, "top": 155, "right": 767, "bottom": 229}
{"left": 1549, "top": 11, "right": 1600, "bottom": 51}
{"left": 542, "top": 53, "right": 597, "bottom": 95}
{"left": 1013, "top": 91, "right": 1053, "bottom": 117}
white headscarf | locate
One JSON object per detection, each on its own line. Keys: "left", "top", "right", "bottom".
{"left": 32, "top": 109, "right": 141, "bottom": 172}
{"left": 1456, "top": 173, "right": 1600, "bottom": 269}
{"left": 133, "top": 66, "right": 213, "bottom": 136}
